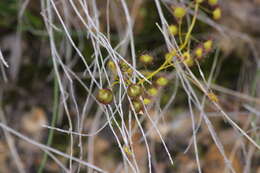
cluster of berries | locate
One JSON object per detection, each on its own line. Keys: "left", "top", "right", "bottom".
{"left": 168, "top": 0, "right": 221, "bottom": 36}
{"left": 96, "top": 56, "right": 170, "bottom": 114}
{"left": 164, "top": 39, "right": 213, "bottom": 67}
{"left": 96, "top": 0, "right": 221, "bottom": 109}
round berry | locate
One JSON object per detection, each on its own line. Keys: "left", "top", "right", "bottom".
{"left": 139, "top": 54, "right": 153, "bottom": 64}
{"left": 203, "top": 40, "right": 213, "bottom": 52}
{"left": 183, "top": 57, "right": 194, "bottom": 67}
{"left": 132, "top": 99, "right": 143, "bottom": 113}
{"left": 195, "top": 0, "right": 204, "bottom": 3}
{"left": 195, "top": 47, "right": 203, "bottom": 59}
{"left": 156, "top": 77, "right": 169, "bottom": 87}
{"left": 182, "top": 52, "right": 190, "bottom": 60}
{"left": 173, "top": 6, "right": 186, "bottom": 19}
{"left": 168, "top": 25, "right": 178, "bottom": 36}
{"left": 143, "top": 97, "right": 152, "bottom": 105}
{"left": 119, "top": 60, "right": 129, "bottom": 72}
{"left": 182, "top": 52, "right": 194, "bottom": 67}
{"left": 212, "top": 7, "right": 221, "bottom": 20}
{"left": 208, "top": 0, "right": 218, "bottom": 6}
{"left": 127, "top": 84, "right": 143, "bottom": 98}
{"left": 107, "top": 60, "right": 116, "bottom": 70}
{"left": 147, "top": 87, "right": 158, "bottom": 96}
{"left": 165, "top": 50, "right": 177, "bottom": 61}
{"left": 97, "top": 88, "right": 113, "bottom": 105}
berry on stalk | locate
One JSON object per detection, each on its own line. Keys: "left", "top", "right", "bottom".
{"left": 173, "top": 6, "right": 186, "bottom": 19}
{"left": 127, "top": 84, "right": 143, "bottom": 98}
{"left": 155, "top": 76, "right": 169, "bottom": 87}
{"left": 97, "top": 88, "right": 113, "bottom": 105}
{"left": 139, "top": 54, "right": 153, "bottom": 64}
{"left": 132, "top": 99, "right": 143, "bottom": 113}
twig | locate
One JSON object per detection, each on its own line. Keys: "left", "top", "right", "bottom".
{"left": 38, "top": 75, "right": 59, "bottom": 173}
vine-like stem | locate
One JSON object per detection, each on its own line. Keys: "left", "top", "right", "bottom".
{"left": 37, "top": 75, "right": 59, "bottom": 173}
{"left": 138, "top": 2, "right": 200, "bottom": 85}
{"left": 179, "top": 2, "right": 199, "bottom": 51}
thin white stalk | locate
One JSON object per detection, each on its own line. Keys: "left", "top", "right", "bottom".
{"left": 0, "top": 109, "right": 25, "bottom": 173}
{"left": 188, "top": 98, "right": 202, "bottom": 173}
{"left": 0, "top": 49, "right": 9, "bottom": 67}
{"left": 0, "top": 122, "right": 107, "bottom": 173}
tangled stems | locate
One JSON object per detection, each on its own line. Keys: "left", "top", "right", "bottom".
{"left": 137, "top": 59, "right": 170, "bottom": 85}
{"left": 180, "top": 2, "right": 200, "bottom": 50}
{"left": 138, "top": 2, "right": 200, "bottom": 86}
{"left": 101, "top": 1, "right": 219, "bottom": 106}
{"left": 38, "top": 75, "right": 59, "bottom": 173}
{"left": 136, "top": 2, "right": 221, "bottom": 102}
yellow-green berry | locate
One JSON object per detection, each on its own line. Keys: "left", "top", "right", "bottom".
{"left": 203, "top": 40, "right": 213, "bottom": 52}
{"left": 147, "top": 87, "right": 158, "bottom": 96}
{"left": 168, "top": 25, "right": 178, "bottom": 35}
{"left": 139, "top": 54, "right": 153, "bottom": 64}
{"left": 156, "top": 77, "right": 169, "bottom": 87}
{"left": 208, "top": 92, "right": 219, "bottom": 102}
{"left": 213, "top": 7, "right": 221, "bottom": 20}
{"left": 143, "top": 97, "right": 152, "bottom": 105}
{"left": 182, "top": 52, "right": 194, "bottom": 67}
{"left": 97, "top": 89, "right": 113, "bottom": 105}
{"left": 173, "top": 6, "right": 186, "bottom": 19}
{"left": 107, "top": 60, "right": 117, "bottom": 74}
{"left": 165, "top": 50, "right": 177, "bottom": 61}
{"left": 208, "top": 0, "right": 218, "bottom": 6}
{"left": 196, "top": 0, "right": 204, "bottom": 3}
{"left": 195, "top": 47, "right": 203, "bottom": 59}
{"left": 183, "top": 57, "right": 194, "bottom": 67}
{"left": 119, "top": 60, "right": 129, "bottom": 72}
{"left": 127, "top": 84, "right": 143, "bottom": 98}
{"left": 132, "top": 99, "right": 143, "bottom": 113}
{"left": 182, "top": 52, "right": 190, "bottom": 60}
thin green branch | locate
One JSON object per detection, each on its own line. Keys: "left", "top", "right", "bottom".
{"left": 38, "top": 75, "right": 59, "bottom": 173}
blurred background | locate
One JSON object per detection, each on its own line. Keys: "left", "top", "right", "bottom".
{"left": 0, "top": 0, "right": 260, "bottom": 172}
